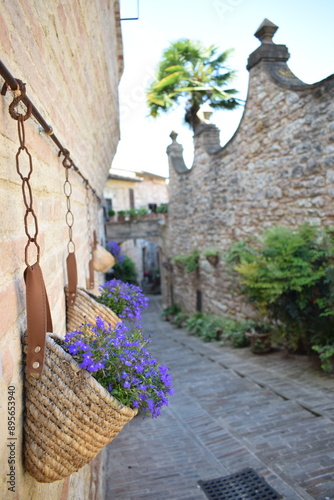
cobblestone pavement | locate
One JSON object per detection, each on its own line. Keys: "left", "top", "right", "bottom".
{"left": 105, "top": 296, "right": 334, "bottom": 500}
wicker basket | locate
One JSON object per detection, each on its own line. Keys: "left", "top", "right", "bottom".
{"left": 23, "top": 333, "right": 137, "bottom": 483}
{"left": 65, "top": 287, "right": 121, "bottom": 332}
{"left": 93, "top": 244, "right": 115, "bottom": 273}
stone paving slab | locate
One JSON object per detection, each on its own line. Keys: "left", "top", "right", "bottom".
{"left": 105, "top": 296, "right": 334, "bottom": 500}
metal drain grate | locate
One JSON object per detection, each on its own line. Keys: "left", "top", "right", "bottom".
{"left": 198, "top": 468, "right": 282, "bottom": 500}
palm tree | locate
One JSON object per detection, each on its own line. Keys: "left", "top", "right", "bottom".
{"left": 146, "top": 39, "right": 241, "bottom": 132}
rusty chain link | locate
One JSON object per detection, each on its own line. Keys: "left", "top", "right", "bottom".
{"left": 10, "top": 81, "right": 40, "bottom": 266}
{"left": 60, "top": 149, "right": 76, "bottom": 254}
{"left": 85, "top": 180, "right": 93, "bottom": 257}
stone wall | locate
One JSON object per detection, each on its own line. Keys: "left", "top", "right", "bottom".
{"left": 164, "top": 20, "right": 334, "bottom": 319}
{"left": 0, "top": 1, "right": 122, "bottom": 498}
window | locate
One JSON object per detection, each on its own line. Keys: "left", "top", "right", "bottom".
{"left": 129, "top": 189, "right": 135, "bottom": 209}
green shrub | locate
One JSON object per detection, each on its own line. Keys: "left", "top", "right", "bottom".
{"left": 218, "top": 318, "right": 252, "bottom": 348}
{"left": 185, "top": 313, "right": 209, "bottom": 336}
{"left": 171, "top": 312, "right": 189, "bottom": 328}
{"left": 112, "top": 255, "right": 138, "bottom": 285}
{"left": 185, "top": 313, "right": 250, "bottom": 345}
{"left": 162, "top": 304, "right": 181, "bottom": 319}
{"left": 200, "top": 316, "right": 225, "bottom": 342}
{"left": 172, "top": 250, "right": 199, "bottom": 273}
{"left": 156, "top": 204, "right": 168, "bottom": 214}
{"left": 203, "top": 248, "right": 220, "bottom": 258}
{"left": 136, "top": 207, "right": 149, "bottom": 216}
{"left": 226, "top": 224, "right": 334, "bottom": 352}
{"left": 312, "top": 344, "right": 334, "bottom": 373}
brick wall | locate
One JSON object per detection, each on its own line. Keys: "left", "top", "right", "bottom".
{"left": 164, "top": 22, "right": 334, "bottom": 319}
{"left": 0, "top": 1, "right": 122, "bottom": 498}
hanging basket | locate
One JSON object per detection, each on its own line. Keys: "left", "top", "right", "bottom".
{"left": 206, "top": 255, "right": 219, "bottom": 267}
{"left": 65, "top": 286, "right": 121, "bottom": 332}
{"left": 93, "top": 244, "right": 115, "bottom": 273}
{"left": 23, "top": 333, "right": 137, "bottom": 483}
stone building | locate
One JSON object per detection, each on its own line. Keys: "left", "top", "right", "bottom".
{"left": 164, "top": 19, "right": 334, "bottom": 318}
{"left": 0, "top": 1, "right": 123, "bottom": 498}
{"left": 104, "top": 168, "right": 168, "bottom": 285}
{"left": 104, "top": 168, "right": 168, "bottom": 216}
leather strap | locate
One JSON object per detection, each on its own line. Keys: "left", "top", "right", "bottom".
{"left": 88, "top": 258, "right": 94, "bottom": 289}
{"left": 66, "top": 251, "right": 77, "bottom": 306}
{"left": 93, "top": 230, "right": 98, "bottom": 250}
{"left": 24, "top": 263, "right": 53, "bottom": 375}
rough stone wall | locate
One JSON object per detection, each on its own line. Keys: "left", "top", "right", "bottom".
{"left": 165, "top": 23, "right": 334, "bottom": 319}
{"left": 0, "top": 1, "right": 122, "bottom": 498}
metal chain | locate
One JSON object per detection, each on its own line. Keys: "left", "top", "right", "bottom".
{"left": 85, "top": 180, "right": 93, "bottom": 257}
{"left": 10, "top": 82, "right": 39, "bottom": 266}
{"left": 61, "top": 150, "right": 76, "bottom": 254}
{"left": 93, "top": 195, "right": 99, "bottom": 246}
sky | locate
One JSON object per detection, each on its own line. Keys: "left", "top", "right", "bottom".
{"left": 113, "top": 0, "right": 334, "bottom": 178}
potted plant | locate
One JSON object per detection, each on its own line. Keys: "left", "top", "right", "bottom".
{"left": 127, "top": 208, "right": 138, "bottom": 220}
{"left": 156, "top": 204, "right": 168, "bottom": 214}
{"left": 108, "top": 209, "right": 116, "bottom": 221}
{"left": 162, "top": 259, "right": 173, "bottom": 272}
{"left": 137, "top": 206, "right": 149, "bottom": 218}
{"left": 117, "top": 210, "right": 126, "bottom": 222}
{"left": 204, "top": 248, "right": 220, "bottom": 267}
{"left": 245, "top": 322, "right": 272, "bottom": 354}
{"left": 172, "top": 250, "right": 199, "bottom": 273}
{"left": 172, "top": 254, "right": 185, "bottom": 271}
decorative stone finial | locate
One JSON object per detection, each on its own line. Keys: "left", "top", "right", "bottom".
{"left": 255, "top": 19, "right": 278, "bottom": 44}
{"left": 247, "top": 18, "right": 289, "bottom": 70}
{"left": 170, "top": 131, "right": 178, "bottom": 142}
{"left": 197, "top": 103, "right": 213, "bottom": 123}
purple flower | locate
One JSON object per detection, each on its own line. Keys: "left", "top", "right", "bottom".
{"left": 97, "top": 279, "right": 149, "bottom": 325}
{"left": 106, "top": 240, "right": 125, "bottom": 263}
{"left": 64, "top": 317, "right": 173, "bottom": 418}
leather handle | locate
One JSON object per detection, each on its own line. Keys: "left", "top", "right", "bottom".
{"left": 66, "top": 251, "right": 77, "bottom": 306}
{"left": 93, "top": 230, "right": 98, "bottom": 250}
{"left": 88, "top": 258, "right": 94, "bottom": 290}
{"left": 24, "top": 263, "right": 53, "bottom": 375}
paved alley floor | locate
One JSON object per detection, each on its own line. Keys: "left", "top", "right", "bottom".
{"left": 105, "top": 296, "right": 334, "bottom": 500}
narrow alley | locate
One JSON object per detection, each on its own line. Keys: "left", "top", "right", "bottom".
{"left": 105, "top": 296, "right": 334, "bottom": 500}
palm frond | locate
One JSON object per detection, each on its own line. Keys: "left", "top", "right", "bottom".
{"left": 151, "top": 71, "right": 184, "bottom": 92}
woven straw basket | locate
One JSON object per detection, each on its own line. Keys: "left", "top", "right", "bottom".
{"left": 65, "top": 287, "right": 121, "bottom": 332}
{"left": 23, "top": 333, "right": 137, "bottom": 483}
{"left": 93, "top": 244, "right": 115, "bottom": 273}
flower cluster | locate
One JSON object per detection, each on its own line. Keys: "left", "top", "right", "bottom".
{"left": 106, "top": 240, "right": 124, "bottom": 263}
{"left": 97, "top": 279, "right": 149, "bottom": 323}
{"left": 64, "top": 318, "right": 173, "bottom": 418}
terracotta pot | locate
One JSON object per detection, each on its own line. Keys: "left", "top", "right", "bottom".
{"left": 206, "top": 255, "right": 219, "bottom": 266}
{"left": 246, "top": 332, "right": 271, "bottom": 354}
